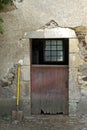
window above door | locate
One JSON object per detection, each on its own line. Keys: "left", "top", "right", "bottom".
{"left": 31, "top": 39, "right": 69, "bottom": 65}
{"left": 44, "top": 40, "right": 64, "bottom": 62}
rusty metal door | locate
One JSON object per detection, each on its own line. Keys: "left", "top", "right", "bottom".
{"left": 31, "top": 65, "right": 68, "bottom": 115}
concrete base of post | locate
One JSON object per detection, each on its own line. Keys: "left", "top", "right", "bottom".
{"left": 12, "top": 110, "right": 23, "bottom": 121}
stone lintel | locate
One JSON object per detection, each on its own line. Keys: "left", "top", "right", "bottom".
{"left": 24, "top": 27, "right": 76, "bottom": 39}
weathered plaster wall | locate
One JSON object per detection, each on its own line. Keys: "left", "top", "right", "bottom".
{"left": 0, "top": 0, "right": 87, "bottom": 77}
{"left": 0, "top": 0, "right": 87, "bottom": 116}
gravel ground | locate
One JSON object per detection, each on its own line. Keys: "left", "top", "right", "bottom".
{"left": 0, "top": 115, "right": 87, "bottom": 130}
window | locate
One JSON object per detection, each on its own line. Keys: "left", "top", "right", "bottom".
{"left": 32, "top": 39, "right": 69, "bottom": 65}
{"left": 44, "top": 40, "right": 64, "bottom": 62}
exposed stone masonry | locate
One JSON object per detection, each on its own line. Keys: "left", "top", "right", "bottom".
{"left": 73, "top": 26, "right": 87, "bottom": 115}
{"left": 0, "top": 64, "right": 18, "bottom": 98}
{"left": 75, "top": 26, "right": 87, "bottom": 61}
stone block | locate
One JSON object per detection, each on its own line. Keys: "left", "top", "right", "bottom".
{"left": 12, "top": 110, "right": 17, "bottom": 120}
{"left": 21, "top": 99, "right": 31, "bottom": 116}
{"left": 12, "top": 110, "right": 23, "bottom": 121}
{"left": 69, "top": 101, "right": 78, "bottom": 116}
{"left": 69, "top": 68, "right": 81, "bottom": 100}
{"left": 17, "top": 111, "right": 23, "bottom": 121}
{"left": 21, "top": 66, "right": 30, "bottom": 81}
{"left": 23, "top": 39, "right": 31, "bottom": 66}
{"left": 23, "top": 52, "right": 30, "bottom": 65}
{"left": 69, "top": 84, "right": 80, "bottom": 101}
{"left": 69, "top": 53, "right": 83, "bottom": 67}
{"left": 69, "top": 68, "right": 78, "bottom": 83}
{"left": 20, "top": 81, "right": 30, "bottom": 97}
{"left": 69, "top": 38, "right": 79, "bottom": 53}
{"left": 27, "top": 31, "right": 44, "bottom": 38}
{"left": 23, "top": 39, "right": 30, "bottom": 52}
{"left": 23, "top": 57, "right": 30, "bottom": 66}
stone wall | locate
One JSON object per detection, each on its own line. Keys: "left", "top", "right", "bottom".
{"left": 0, "top": 0, "right": 87, "bottom": 117}
{"left": 1, "top": 0, "right": 87, "bottom": 78}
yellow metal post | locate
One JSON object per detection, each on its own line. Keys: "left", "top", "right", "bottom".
{"left": 16, "top": 65, "right": 21, "bottom": 110}
{"left": 12, "top": 65, "right": 23, "bottom": 121}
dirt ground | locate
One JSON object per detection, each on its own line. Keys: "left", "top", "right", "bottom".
{"left": 0, "top": 115, "right": 87, "bottom": 130}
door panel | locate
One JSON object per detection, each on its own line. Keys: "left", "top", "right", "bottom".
{"left": 31, "top": 66, "right": 68, "bottom": 114}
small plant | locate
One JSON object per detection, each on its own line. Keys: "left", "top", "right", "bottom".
{"left": 0, "top": 17, "right": 4, "bottom": 34}
{"left": 0, "top": 0, "right": 14, "bottom": 34}
{"left": 0, "top": 0, "right": 13, "bottom": 5}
